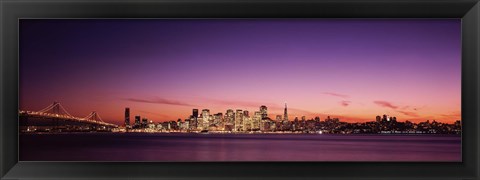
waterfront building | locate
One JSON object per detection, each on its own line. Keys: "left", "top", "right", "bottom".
{"left": 192, "top": 109, "right": 199, "bottom": 129}
{"left": 134, "top": 115, "right": 141, "bottom": 128}
{"left": 253, "top": 111, "right": 262, "bottom": 130}
{"left": 283, "top": 103, "right": 288, "bottom": 122}
{"left": 201, "top": 109, "right": 210, "bottom": 130}
{"left": 124, "top": 107, "right": 130, "bottom": 128}
{"left": 235, "top": 109, "right": 244, "bottom": 131}
{"left": 260, "top": 105, "right": 268, "bottom": 119}
{"left": 141, "top": 117, "right": 148, "bottom": 128}
{"left": 225, "top": 109, "right": 235, "bottom": 131}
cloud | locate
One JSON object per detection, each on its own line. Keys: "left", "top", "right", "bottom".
{"left": 126, "top": 97, "right": 194, "bottom": 106}
{"left": 440, "top": 112, "right": 461, "bottom": 118}
{"left": 373, "top": 101, "right": 398, "bottom": 109}
{"left": 340, "top": 101, "right": 351, "bottom": 107}
{"left": 397, "top": 110, "right": 419, "bottom": 117}
{"left": 323, "top": 92, "right": 349, "bottom": 99}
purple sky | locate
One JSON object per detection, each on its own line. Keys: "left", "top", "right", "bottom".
{"left": 19, "top": 19, "right": 461, "bottom": 124}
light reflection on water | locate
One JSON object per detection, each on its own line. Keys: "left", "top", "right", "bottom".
{"left": 19, "top": 133, "right": 461, "bottom": 162}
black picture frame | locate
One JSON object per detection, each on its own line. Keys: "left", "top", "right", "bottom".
{"left": 1, "top": 0, "right": 479, "bottom": 179}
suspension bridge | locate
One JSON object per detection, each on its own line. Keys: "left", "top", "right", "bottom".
{"left": 19, "top": 102, "right": 118, "bottom": 132}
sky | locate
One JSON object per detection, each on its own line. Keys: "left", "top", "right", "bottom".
{"left": 19, "top": 19, "right": 461, "bottom": 125}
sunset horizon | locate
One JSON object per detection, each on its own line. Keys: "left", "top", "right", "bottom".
{"left": 20, "top": 19, "right": 461, "bottom": 125}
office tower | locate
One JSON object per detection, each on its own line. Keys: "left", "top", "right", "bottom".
{"left": 226, "top": 109, "right": 235, "bottom": 124}
{"left": 201, "top": 109, "right": 210, "bottom": 130}
{"left": 376, "top": 115, "right": 381, "bottom": 123}
{"left": 314, "top": 116, "right": 320, "bottom": 122}
{"left": 260, "top": 105, "right": 268, "bottom": 119}
{"left": 235, "top": 109, "right": 243, "bottom": 131}
{"left": 142, "top": 117, "right": 148, "bottom": 128}
{"left": 283, "top": 103, "right": 288, "bottom": 122}
{"left": 192, "top": 109, "right": 199, "bottom": 129}
{"left": 254, "top": 111, "right": 262, "bottom": 130}
{"left": 243, "top": 116, "right": 251, "bottom": 131}
{"left": 124, "top": 107, "right": 130, "bottom": 127}
{"left": 214, "top": 113, "right": 223, "bottom": 123}
{"left": 135, "top": 115, "right": 141, "bottom": 128}
{"left": 193, "top": 109, "right": 199, "bottom": 118}
{"left": 224, "top": 109, "right": 235, "bottom": 131}
{"left": 301, "top": 116, "right": 306, "bottom": 121}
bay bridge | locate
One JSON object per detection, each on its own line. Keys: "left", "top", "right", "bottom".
{"left": 19, "top": 102, "right": 118, "bottom": 132}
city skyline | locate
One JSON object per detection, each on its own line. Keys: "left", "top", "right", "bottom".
{"left": 19, "top": 19, "right": 461, "bottom": 124}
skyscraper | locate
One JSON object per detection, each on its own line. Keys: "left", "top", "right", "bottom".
{"left": 283, "top": 103, "right": 288, "bottom": 122}
{"left": 254, "top": 111, "right": 262, "bottom": 130}
{"left": 224, "top": 109, "right": 235, "bottom": 131}
{"left": 193, "top": 109, "right": 199, "bottom": 118}
{"left": 134, "top": 115, "right": 141, "bottom": 128}
{"left": 124, "top": 107, "right": 130, "bottom": 127}
{"left": 201, "top": 109, "right": 210, "bottom": 130}
{"left": 192, "top": 109, "right": 199, "bottom": 129}
{"left": 235, "top": 109, "right": 243, "bottom": 131}
{"left": 260, "top": 105, "right": 268, "bottom": 119}
{"left": 141, "top": 117, "right": 148, "bottom": 128}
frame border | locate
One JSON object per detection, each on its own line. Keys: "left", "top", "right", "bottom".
{"left": 1, "top": 0, "right": 479, "bottom": 179}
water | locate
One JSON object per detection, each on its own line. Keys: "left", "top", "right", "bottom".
{"left": 19, "top": 133, "right": 461, "bottom": 161}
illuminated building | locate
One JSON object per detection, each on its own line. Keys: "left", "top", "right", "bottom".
{"left": 141, "top": 117, "right": 148, "bottom": 128}
{"left": 253, "top": 111, "right": 262, "bottom": 130}
{"left": 192, "top": 109, "right": 199, "bottom": 129}
{"left": 214, "top": 113, "right": 223, "bottom": 130}
{"left": 376, "top": 115, "right": 381, "bottom": 123}
{"left": 242, "top": 111, "right": 250, "bottom": 130}
{"left": 124, "top": 107, "right": 130, "bottom": 127}
{"left": 225, "top": 109, "right": 235, "bottom": 131}
{"left": 283, "top": 103, "right": 288, "bottom": 122}
{"left": 134, "top": 115, "right": 141, "bottom": 128}
{"left": 201, "top": 109, "right": 210, "bottom": 130}
{"left": 235, "top": 109, "right": 243, "bottom": 131}
{"left": 260, "top": 105, "right": 268, "bottom": 119}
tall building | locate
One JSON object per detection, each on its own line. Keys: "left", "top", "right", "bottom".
{"left": 225, "top": 109, "right": 235, "bottom": 131}
{"left": 253, "top": 111, "right": 262, "bottom": 130}
{"left": 134, "top": 115, "right": 141, "bottom": 128}
{"left": 283, "top": 103, "right": 288, "bottom": 122}
{"left": 201, "top": 109, "right": 210, "bottom": 130}
{"left": 193, "top": 109, "right": 199, "bottom": 118}
{"left": 124, "top": 107, "right": 130, "bottom": 127}
{"left": 192, "top": 109, "right": 199, "bottom": 129}
{"left": 260, "top": 105, "right": 268, "bottom": 119}
{"left": 141, "top": 117, "right": 148, "bottom": 128}
{"left": 376, "top": 115, "right": 381, "bottom": 123}
{"left": 214, "top": 113, "right": 223, "bottom": 127}
{"left": 235, "top": 109, "right": 244, "bottom": 131}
